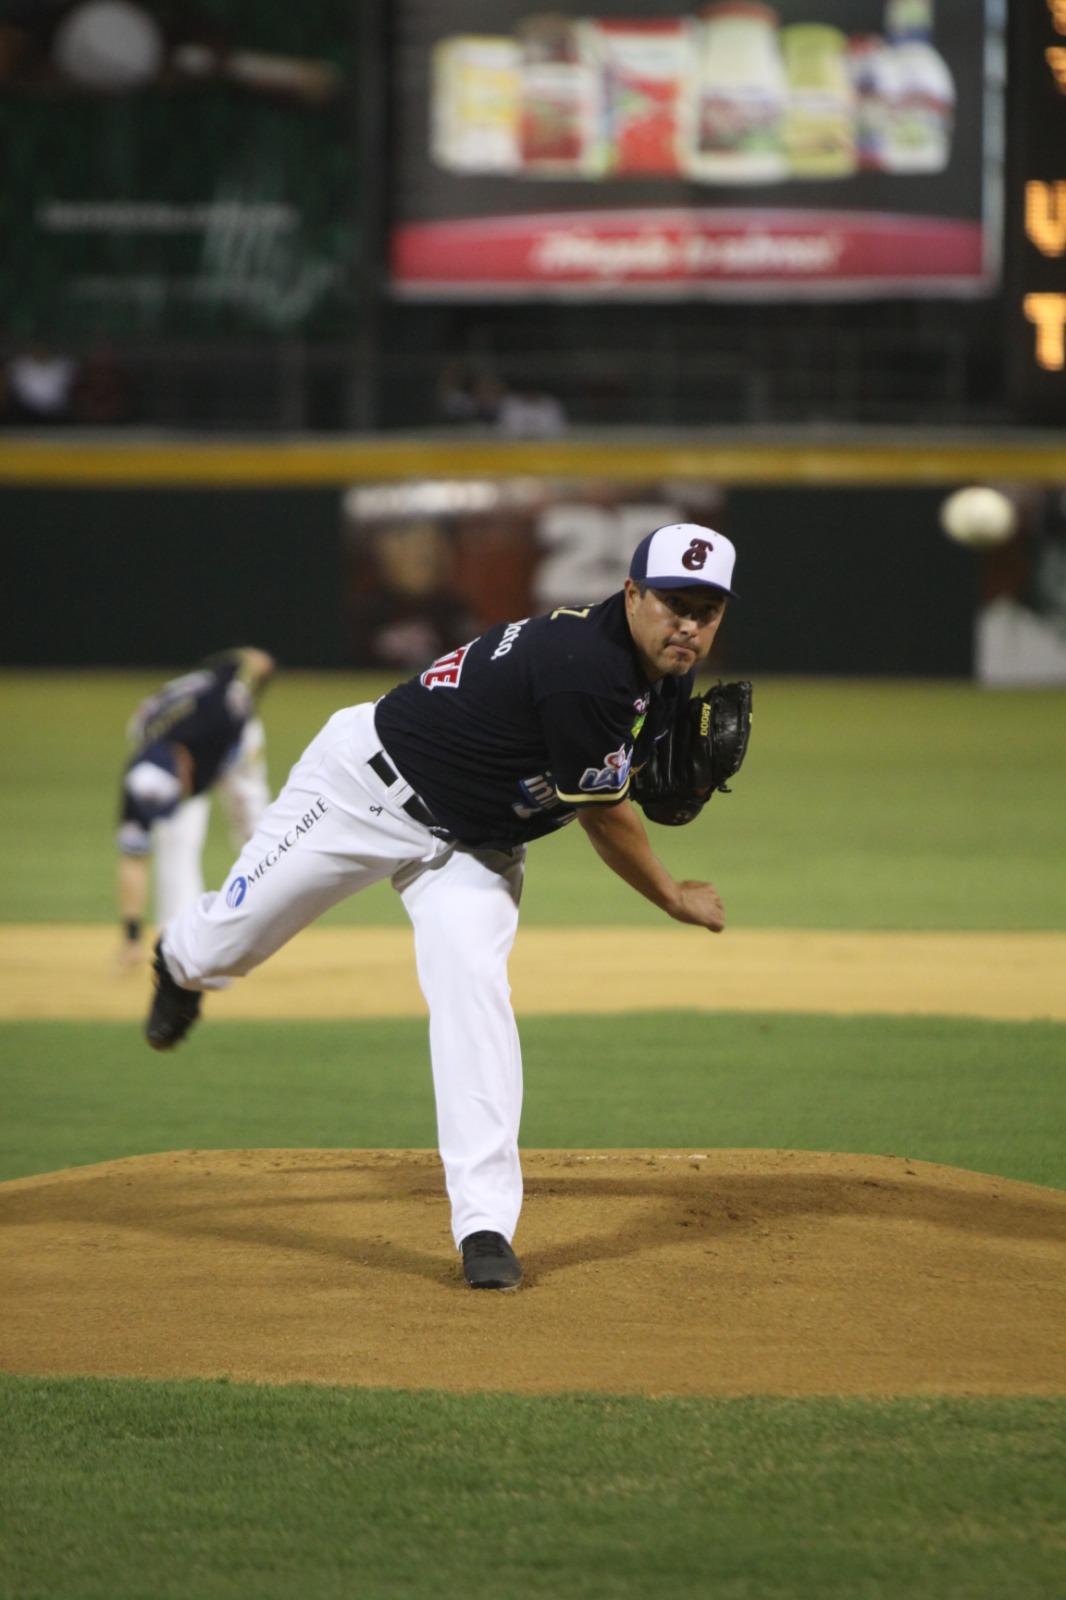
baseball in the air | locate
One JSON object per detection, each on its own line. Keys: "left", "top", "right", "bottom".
{"left": 939, "top": 485, "right": 1018, "bottom": 548}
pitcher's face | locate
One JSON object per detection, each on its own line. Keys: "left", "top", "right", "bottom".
{"left": 624, "top": 579, "right": 727, "bottom": 680}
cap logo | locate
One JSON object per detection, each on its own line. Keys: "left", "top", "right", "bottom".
{"left": 681, "top": 537, "right": 714, "bottom": 572}
{"left": 628, "top": 523, "right": 736, "bottom": 596}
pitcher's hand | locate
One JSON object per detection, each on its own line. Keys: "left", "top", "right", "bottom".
{"left": 669, "top": 880, "right": 725, "bottom": 933}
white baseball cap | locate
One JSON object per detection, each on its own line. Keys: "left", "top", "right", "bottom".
{"left": 629, "top": 524, "right": 736, "bottom": 596}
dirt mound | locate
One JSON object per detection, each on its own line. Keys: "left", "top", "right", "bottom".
{"left": 2, "top": 1149, "right": 1064, "bottom": 1396}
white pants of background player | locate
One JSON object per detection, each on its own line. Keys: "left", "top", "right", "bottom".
{"left": 152, "top": 718, "right": 269, "bottom": 926}
{"left": 162, "top": 703, "right": 526, "bottom": 1250}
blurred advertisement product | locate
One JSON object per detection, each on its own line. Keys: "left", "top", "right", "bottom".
{"left": 393, "top": 0, "right": 998, "bottom": 297}
{"left": 684, "top": 2, "right": 788, "bottom": 184}
{"left": 596, "top": 17, "right": 689, "bottom": 176}
{"left": 781, "top": 23, "right": 856, "bottom": 179}
{"left": 516, "top": 13, "right": 602, "bottom": 176}
{"left": 431, "top": 36, "right": 521, "bottom": 174}
{"left": 848, "top": 33, "right": 898, "bottom": 172}
{"left": 881, "top": 0, "right": 955, "bottom": 174}
{"left": 422, "top": 2, "right": 959, "bottom": 186}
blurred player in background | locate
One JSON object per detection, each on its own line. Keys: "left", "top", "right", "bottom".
{"left": 115, "top": 646, "right": 275, "bottom": 968}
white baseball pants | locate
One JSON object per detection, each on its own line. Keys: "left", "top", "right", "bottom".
{"left": 162, "top": 703, "right": 527, "bottom": 1249}
{"left": 151, "top": 717, "right": 270, "bottom": 926}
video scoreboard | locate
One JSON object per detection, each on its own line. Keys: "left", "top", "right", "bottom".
{"left": 1009, "top": 0, "right": 1066, "bottom": 416}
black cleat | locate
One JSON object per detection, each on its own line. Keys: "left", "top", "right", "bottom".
{"left": 461, "top": 1230, "right": 523, "bottom": 1291}
{"left": 145, "top": 940, "right": 201, "bottom": 1051}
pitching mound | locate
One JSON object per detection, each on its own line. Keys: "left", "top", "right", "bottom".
{"left": 2, "top": 1149, "right": 1064, "bottom": 1396}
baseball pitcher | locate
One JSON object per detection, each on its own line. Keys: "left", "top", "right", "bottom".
{"left": 144, "top": 528, "right": 752, "bottom": 1290}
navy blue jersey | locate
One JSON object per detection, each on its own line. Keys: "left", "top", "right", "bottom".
{"left": 375, "top": 592, "right": 692, "bottom": 849}
{"left": 126, "top": 652, "right": 256, "bottom": 797}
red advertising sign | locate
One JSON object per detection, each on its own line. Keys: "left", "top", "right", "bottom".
{"left": 393, "top": 208, "right": 984, "bottom": 292}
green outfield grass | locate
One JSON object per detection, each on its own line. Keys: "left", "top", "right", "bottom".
{"left": 2, "top": 1379, "right": 1063, "bottom": 1600}
{"left": 1, "top": 672, "right": 1064, "bottom": 928}
{"left": 2, "top": 1012, "right": 1064, "bottom": 1189}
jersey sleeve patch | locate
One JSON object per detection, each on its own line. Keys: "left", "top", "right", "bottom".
{"left": 541, "top": 686, "right": 640, "bottom": 808}
{"left": 555, "top": 741, "right": 634, "bottom": 804}
{"left": 579, "top": 742, "right": 633, "bottom": 794}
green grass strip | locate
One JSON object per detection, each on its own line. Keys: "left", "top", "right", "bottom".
{"left": 3, "top": 673, "right": 1065, "bottom": 928}
{"left": 1, "top": 1376, "right": 1063, "bottom": 1600}
{"left": 2, "top": 1012, "right": 1063, "bottom": 1189}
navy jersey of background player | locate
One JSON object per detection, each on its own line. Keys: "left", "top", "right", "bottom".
{"left": 127, "top": 650, "right": 259, "bottom": 796}
{"left": 375, "top": 592, "right": 691, "bottom": 849}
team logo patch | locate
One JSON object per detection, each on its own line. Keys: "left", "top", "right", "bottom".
{"left": 682, "top": 537, "right": 715, "bottom": 571}
{"left": 579, "top": 743, "right": 633, "bottom": 793}
{"left": 226, "top": 875, "right": 248, "bottom": 908}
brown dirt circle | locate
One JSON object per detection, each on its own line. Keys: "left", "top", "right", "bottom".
{"left": 3, "top": 1148, "right": 1064, "bottom": 1396}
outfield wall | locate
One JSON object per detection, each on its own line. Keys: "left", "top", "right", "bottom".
{"left": 4, "top": 437, "right": 1065, "bottom": 673}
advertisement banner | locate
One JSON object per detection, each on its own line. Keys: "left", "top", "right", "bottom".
{"left": 1, "top": 2, "right": 357, "bottom": 337}
{"left": 338, "top": 475, "right": 980, "bottom": 677}
{"left": 340, "top": 476, "right": 718, "bottom": 670}
{"left": 390, "top": 0, "right": 1002, "bottom": 299}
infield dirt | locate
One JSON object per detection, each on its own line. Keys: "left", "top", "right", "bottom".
{"left": 2, "top": 1148, "right": 1064, "bottom": 1396}
{"left": 3, "top": 924, "right": 1066, "bottom": 1021}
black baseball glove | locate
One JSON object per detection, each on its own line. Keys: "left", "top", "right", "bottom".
{"left": 632, "top": 680, "right": 753, "bottom": 826}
